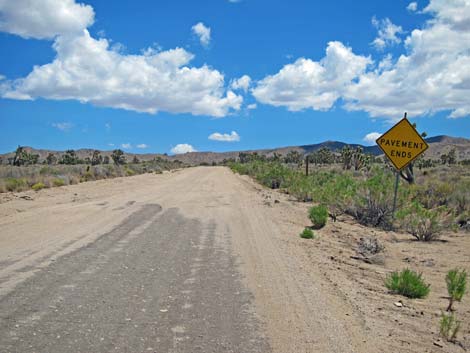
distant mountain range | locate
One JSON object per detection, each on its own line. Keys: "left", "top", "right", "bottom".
{"left": 1, "top": 135, "right": 469, "bottom": 165}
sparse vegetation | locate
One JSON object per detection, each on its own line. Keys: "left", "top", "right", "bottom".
{"left": 384, "top": 269, "right": 430, "bottom": 299}
{"left": 0, "top": 156, "right": 183, "bottom": 193}
{"left": 396, "top": 201, "right": 446, "bottom": 241}
{"left": 309, "top": 205, "right": 328, "bottom": 229}
{"left": 52, "top": 178, "right": 65, "bottom": 187}
{"left": 229, "top": 158, "right": 469, "bottom": 234}
{"left": 446, "top": 269, "right": 467, "bottom": 312}
{"left": 440, "top": 311, "right": 461, "bottom": 342}
{"left": 349, "top": 168, "right": 397, "bottom": 229}
{"left": 31, "top": 182, "right": 46, "bottom": 191}
{"left": 357, "top": 236, "right": 383, "bottom": 256}
{"left": 5, "top": 178, "right": 28, "bottom": 192}
{"left": 299, "top": 228, "right": 315, "bottom": 239}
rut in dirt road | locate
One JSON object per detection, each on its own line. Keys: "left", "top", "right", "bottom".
{"left": 0, "top": 204, "right": 270, "bottom": 353}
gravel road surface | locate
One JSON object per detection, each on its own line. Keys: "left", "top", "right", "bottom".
{"left": 0, "top": 167, "right": 371, "bottom": 353}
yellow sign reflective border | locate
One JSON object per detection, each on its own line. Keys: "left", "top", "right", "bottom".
{"left": 376, "top": 117, "right": 429, "bottom": 171}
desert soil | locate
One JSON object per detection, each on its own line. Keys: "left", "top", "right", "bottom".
{"left": 0, "top": 166, "right": 468, "bottom": 352}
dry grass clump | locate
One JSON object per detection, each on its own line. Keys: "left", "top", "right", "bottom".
{"left": 0, "top": 160, "right": 182, "bottom": 194}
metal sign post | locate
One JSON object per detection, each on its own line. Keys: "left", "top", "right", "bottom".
{"left": 392, "top": 171, "right": 400, "bottom": 220}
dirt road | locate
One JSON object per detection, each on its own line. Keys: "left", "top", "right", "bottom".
{"left": 0, "top": 167, "right": 374, "bottom": 352}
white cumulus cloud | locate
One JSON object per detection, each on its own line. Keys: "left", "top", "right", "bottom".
{"left": 247, "top": 103, "right": 257, "bottom": 110}
{"left": 171, "top": 144, "right": 196, "bottom": 154}
{"left": 345, "top": 0, "right": 470, "bottom": 119}
{"left": 254, "top": 0, "right": 470, "bottom": 120}
{"left": 230, "top": 75, "right": 251, "bottom": 92}
{"left": 0, "top": 0, "right": 95, "bottom": 39}
{"left": 208, "top": 131, "right": 240, "bottom": 142}
{"left": 121, "top": 143, "right": 132, "bottom": 149}
{"left": 0, "top": 3, "right": 241, "bottom": 117}
{"left": 136, "top": 144, "right": 148, "bottom": 149}
{"left": 371, "top": 17, "right": 404, "bottom": 50}
{"left": 363, "top": 132, "right": 382, "bottom": 145}
{"left": 2, "top": 30, "right": 242, "bottom": 117}
{"left": 407, "top": 2, "right": 418, "bottom": 12}
{"left": 52, "top": 122, "right": 73, "bottom": 131}
{"left": 192, "top": 22, "right": 211, "bottom": 47}
{"left": 252, "top": 41, "right": 371, "bottom": 111}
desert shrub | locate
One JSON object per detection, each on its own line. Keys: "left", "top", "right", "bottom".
{"left": 31, "top": 182, "right": 46, "bottom": 191}
{"left": 357, "top": 236, "right": 384, "bottom": 256}
{"left": 450, "top": 179, "right": 470, "bottom": 214}
{"left": 440, "top": 312, "right": 460, "bottom": 342}
{"left": 349, "top": 168, "right": 398, "bottom": 229}
{"left": 286, "top": 173, "right": 313, "bottom": 201}
{"left": 396, "top": 201, "right": 446, "bottom": 241}
{"left": 446, "top": 269, "right": 467, "bottom": 311}
{"left": 385, "top": 269, "right": 430, "bottom": 299}
{"left": 411, "top": 181, "right": 453, "bottom": 209}
{"left": 317, "top": 173, "right": 357, "bottom": 221}
{"left": 256, "top": 162, "right": 291, "bottom": 189}
{"left": 80, "top": 170, "right": 94, "bottom": 182}
{"left": 309, "top": 205, "right": 328, "bottom": 229}
{"left": 5, "top": 178, "right": 28, "bottom": 192}
{"left": 39, "top": 166, "right": 59, "bottom": 175}
{"left": 299, "top": 228, "right": 315, "bottom": 239}
{"left": 52, "top": 178, "right": 65, "bottom": 187}
{"left": 124, "top": 166, "right": 136, "bottom": 176}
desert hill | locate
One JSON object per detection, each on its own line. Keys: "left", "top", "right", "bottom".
{"left": 1, "top": 135, "right": 469, "bottom": 166}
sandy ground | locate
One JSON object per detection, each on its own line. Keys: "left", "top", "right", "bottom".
{"left": 0, "top": 166, "right": 469, "bottom": 352}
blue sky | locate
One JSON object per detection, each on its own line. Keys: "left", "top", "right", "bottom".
{"left": 0, "top": 0, "right": 469, "bottom": 154}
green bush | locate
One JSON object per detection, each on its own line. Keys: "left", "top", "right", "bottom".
{"left": 317, "top": 173, "right": 357, "bottom": 221}
{"left": 446, "top": 269, "right": 467, "bottom": 311}
{"left": 396, "top": 201, "right": 445, "bottom": 241}
{"left": 125, "top": 167, "right": 136, "bottom": 176}
{"left": 31, "top": 182, "right": 46, "bottom": 191}
{"left": 385, "top": 269, "right": 430, "bottom": 299}
{"left": 286, "top": 173, "right": 313, "bottom": 202}
{"left": 309, "top": 205, "right": 328, "bottom": 229}
{"left": 440, "top": 311, "right": 460, "bottom": 342}
{"left": 299, "top": 228, "right": 315, "bottom": 239}
{"left": 39, "top": 166, "right": 59, "bottom": 176}
{"left": 80, "top": 171, "right": 94, "bottom": 182}
{"left": 52, "top": 178, "right": 65, "bottom": 187}
{"left": 349, "top": 168, "right": 397, "bottom": 229}
{"left": 5, "top": 178, "right": 28, "bottom": 192}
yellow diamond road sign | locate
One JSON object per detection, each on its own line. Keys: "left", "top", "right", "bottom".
{"left": 376, "top": 117, "right": 429, "bottom": 170}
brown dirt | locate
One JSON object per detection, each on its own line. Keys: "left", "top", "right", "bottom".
{"left": 0, "top": 166, "right": 468, "bottom": 352}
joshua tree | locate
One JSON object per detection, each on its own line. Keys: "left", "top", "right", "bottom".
{"left": 284, "top": 150, "right": 303, "bottom": 165}
{"left": 12, "top": 146, "right": 39, "bottom": 166}
{"left": 46, "top": 153, "right": 57, "bottom": 165}
{"left": 111, "top": 149, "right": 126, "bottom": 165}
{"left": 91, "top": 150, "right": 103, "bottom": 165}
{"left": 399, "top": 123, "right": 427, "bottom": 184}
{"left": 60, "top": 150, "right": 80, "bottom": 165}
